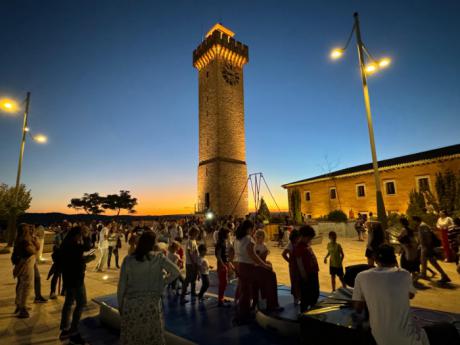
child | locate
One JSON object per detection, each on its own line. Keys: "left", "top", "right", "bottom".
{"left": 167, "top": 241, "right": 183, "bottom": 294}
{"left": 294, "top": 225, "right": 319, "bottom": 312}
{"left": 254, "top": 229, "right": 270, "bottom": 262}
{"left": 282, "top": 229, "right": 301, "bottom": 304}
{"left": 253, "top": 230, "right": 271, "bottom": 309}
{"left": 323, "top": 231, "right": 346, "bottom": 291}
{"left": 180, "top": 227, "right": 199, "bottom": 304}
{"left": 198, "top": 244, "right": 211, "bottom": 301}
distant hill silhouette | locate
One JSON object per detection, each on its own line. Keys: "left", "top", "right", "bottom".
{"left": 13, "top": 212, "right": 193, "bottom": 226}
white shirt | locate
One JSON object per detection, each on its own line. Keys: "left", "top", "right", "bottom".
{"left": 117, "top": 252, "right": 180, "bottom": 310}
{"left": 99, "top": 227, "right": 109, "bottom": 249}
{"left": 199, "top": 257, "right": 209, "bottom": 275}
{"left": 185, "top": 239, "right": 198, "bottom": 265}
{"left": 234, "top": 235, "right": 255, "bottom": 264}
{"left": 169, "top": 226, "right": 183, "bottom": 240}
{"left": 352, "top": 267, "right": 429, "bottom": 345}
{"left": 436, "top": 216, "right": 453, "bottom": 230}
{"left": 213, "top": 230, "right": 219, "bottom": 244}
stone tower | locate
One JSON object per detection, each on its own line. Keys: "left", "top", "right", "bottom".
{"left": 193, "top": 23, "right": 249, "bottom": 217}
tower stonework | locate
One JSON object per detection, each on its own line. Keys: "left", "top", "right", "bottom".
{"left": 193, "top": 24, "right": 248, "bottom": 217}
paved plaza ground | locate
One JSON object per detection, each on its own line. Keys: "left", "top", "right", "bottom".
{"left": 0, "top": 236, "right": 458, "bottom": 345}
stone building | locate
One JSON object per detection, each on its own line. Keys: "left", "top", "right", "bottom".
{"left": 282, "top": 144, "right": 460, "bottom": 219}
{"left": 193, "top": 24, "right": 249, "bottom": 217}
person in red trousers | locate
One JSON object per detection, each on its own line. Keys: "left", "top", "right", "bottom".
{"left": 215, "top": 228, "right": 232, "bottom": 307}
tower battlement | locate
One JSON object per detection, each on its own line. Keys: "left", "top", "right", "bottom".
{"left": 193, "top": 28, "right": 249, "bottom": 70}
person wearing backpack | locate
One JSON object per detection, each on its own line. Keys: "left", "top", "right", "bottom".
{"left": 412, "top": 216, "right": 451, "bottom": 283}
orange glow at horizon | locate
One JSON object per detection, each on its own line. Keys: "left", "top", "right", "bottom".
{"left": 28, "top": 185, "right": 289, "bottom": 216}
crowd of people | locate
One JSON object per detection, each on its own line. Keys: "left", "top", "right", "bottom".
{"left": 8, "top": 210, "right": 460, "bottom": 345}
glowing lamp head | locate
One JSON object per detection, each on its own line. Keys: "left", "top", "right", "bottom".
{"left": 330, "top": 48, "right": 344, "bottom": 60}
{"left": 365, "top": 63, "right": 378, "bottom": 74}
{"left": 33, "top": 134, "right": 48, "bottom": 143}
{"left": 0, "top": 98, "right": 19, "bottom": 113}
{"left": 205, "top": 212, "right": 214, "bottom": 220}
{"left": 378, "top": 57, "right": 391, "bottom": 68}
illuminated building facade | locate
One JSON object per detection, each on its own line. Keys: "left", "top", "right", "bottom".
{"left": 193, "top": 24, "right": 249, "bottom": 217}
{"left": 283, "top": 144, "right": 460, "bottom": 219}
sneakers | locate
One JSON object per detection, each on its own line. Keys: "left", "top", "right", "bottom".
{"left": 34, "top": 296, "right": 48, "bottom": 303}
{"left": 69, "top": 333, "right": 87, "bottom": 345}
{"left": 17, "top": 309, "right": 30, "bottom": 319}
{"left": 49, "top": 292, "right": 57, "bottom": 300}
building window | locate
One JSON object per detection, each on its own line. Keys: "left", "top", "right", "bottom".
{"left": 206, "top": 71, "right": 209, "bottom": 78}
{"left": 416, "top": 176, "right": 431, "bottom": 192}
{"left": 385, "top": 181, "right": 396, "bottom": 195}
{"left": 356, "top": 184, "right": 366, "bottom": 198}
{"left": 305, "top": 191, "right": 311, "bottom": 202}
{"left": 330, "top": 187, "right": 337, "bottom": 200}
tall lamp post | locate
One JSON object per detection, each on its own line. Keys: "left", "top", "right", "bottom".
{"left": 330, "top": 12, "right": 391, "bottom": 228}
{"left": 0, "top": 92, "right": 47, "bottom": 251}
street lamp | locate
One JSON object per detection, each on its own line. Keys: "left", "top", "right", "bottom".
{"left": 0, "top": 92, "right": 47, "bottom": 250}
{"left": 329, "top": 12, "right": 390, "bottom": 228}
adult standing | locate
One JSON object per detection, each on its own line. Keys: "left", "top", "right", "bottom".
{"left": 95, "top": 223, "right": 110, "bottom": 272}
{"left": 117, "top": 231, "right": 180, "bottom": 345}
{"left": 352, "top": 244, "right": 429, "bottom": 345}
{"left": 107, "top": 226, "right": 120, "bottom": 269}
{"left": 365, "top": 222, "right": 385, "bottom": 266}
{"left": 436, "top": 211, "right": 455, "bottom": 262}
{"left": 59, "top": 226, "right": 92, "bottom": 344}
{"left": 35, "top": 225, "right": 46, "bottom": 263}
{"left": 413, "top": 216, "right": 451, "bottom": 283}
{"left": 233, "top": 220, "right": 272, "bottom": 324}
{"left": 31, "top": 225, "right": 48, "bottom": 304}
{"left": 215, "top": 228, "right": 231, "bottom": 307}
{"left": 354, "top": 214, "right": 365, "bottom": 241}
{"left": 12, "top": 224, "right": 39, "bottom": 318}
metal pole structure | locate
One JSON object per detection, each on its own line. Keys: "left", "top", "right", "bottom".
{"left": 6, "top": 92, "right": 31, "bottom": 247}
{"left": 353, "top": 13, "right": 387, "bottom": 228}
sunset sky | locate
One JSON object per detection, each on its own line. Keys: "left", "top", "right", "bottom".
{"left": 1, "top": 1, "right": 459, "bottom": 215}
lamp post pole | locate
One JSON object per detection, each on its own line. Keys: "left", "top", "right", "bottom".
{"left": 353, "top": 13, "right": 387, "bottom": 228}
{"left": 7, "top": 92, "right": 31, "bottom": 247}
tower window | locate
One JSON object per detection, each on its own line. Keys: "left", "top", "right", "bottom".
{"left": 305, "top": 191, "right": 311, "bottom": 202}
{"left": 206, "top": 71, "right": 209, "bottom": 78}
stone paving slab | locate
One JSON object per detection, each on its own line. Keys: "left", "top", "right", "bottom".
{"left": 0, "top": 236, "right": 458, "bottom": 345}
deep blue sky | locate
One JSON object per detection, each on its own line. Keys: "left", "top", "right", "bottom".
{"left": 0, "top": 0, "right": 459, "bottom": 214}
